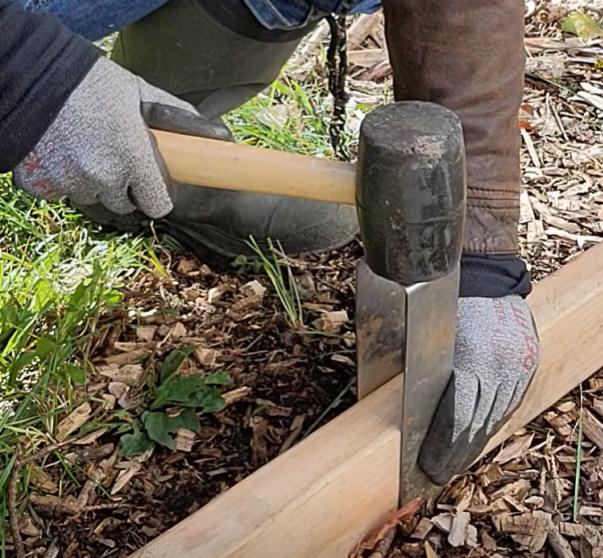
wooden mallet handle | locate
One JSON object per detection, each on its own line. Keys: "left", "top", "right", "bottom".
{"left": 153, "top": 130, "right": 357, "bottom": 206}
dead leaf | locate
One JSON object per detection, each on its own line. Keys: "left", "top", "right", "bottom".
{"left": 19, "top": 514, "right": 41, "bottom": 537}
{"left": 29, "top": 466, "right": 58, "bottom": 494}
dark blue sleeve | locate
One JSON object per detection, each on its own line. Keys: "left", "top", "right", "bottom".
{"left": 0, "top": 0, "right": 101, "bottom": 171}
{"left": 460, "top": 253, "right": 532, "bottom": 299}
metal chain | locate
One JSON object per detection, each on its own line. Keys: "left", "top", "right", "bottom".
{"left": 326, "top": 15, "right": 351, "bottom": 162}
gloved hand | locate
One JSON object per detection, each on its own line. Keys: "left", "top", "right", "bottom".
{"left": 419, "top": 295, "right": 541, "bottom": 485}
{"left": 13, "top": 56, "right": 230, "bottom": 218}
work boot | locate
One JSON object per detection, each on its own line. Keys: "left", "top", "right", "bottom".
{"left": 79, "top": 0, "right": 358, "bottom": 262}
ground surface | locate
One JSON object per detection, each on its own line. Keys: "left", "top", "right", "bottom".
{"left": 0, "top": 2, "right": 602, "bottom": 558}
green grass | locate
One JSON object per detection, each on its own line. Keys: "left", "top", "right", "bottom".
{"left": 0, "top": 177, "right": 148, "bottom": 549}
{"left": 247, "top": 237, "right": 304, "bottom": 330}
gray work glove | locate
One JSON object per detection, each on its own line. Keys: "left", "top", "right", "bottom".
{"left": 13, "top": 57, "right": 230, "bottom": 218}
{"left": 419, "top": 295, "right": 541, "bottom": 485}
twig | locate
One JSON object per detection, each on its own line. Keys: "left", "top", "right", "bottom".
{"left": 368, "top": 526, "right": 396, "bottom": 558}
{"left": 18, "top": 440, "right": 72, "bottom": 466}
{"left": 8, "top": 454, "right": 25, "bottom": 558}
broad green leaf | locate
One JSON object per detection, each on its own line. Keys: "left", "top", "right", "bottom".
{"left": 151, "top": 375, "right": 203, "bottom": 409}
{"left": 142, "top": 410, "right": 200, "bottom": 450}
{"left": 204, "top": 371, "right": 232, "bottom": 386}
{"left": 160, "top": 347, "right": 192, "bottom": 383}
{"left": 34, "top": 279, "right": 54, "bottom": 311}
{"left": 197, "top": 390, "right": 227, "bottom": 414}
{"left": 561, "top": 12, "right": 603, "bottom": 41}
{"left": 120, "top": 427, "right": 154, "bottom": 457}
{"left": 142, "top": 412, "right": 176, "bottom": 449}
{"left": 151, "top": 374, "right": 227, "bottom": 412}
{"left": 172, "top": 408, "right": 201, "bottom": 432}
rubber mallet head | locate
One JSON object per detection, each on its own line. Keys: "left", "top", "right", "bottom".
{"left": 356, "top": 101, "right": 466, "bottom": 285}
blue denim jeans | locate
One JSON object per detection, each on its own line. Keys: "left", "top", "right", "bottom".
{"left": 243, "top": 0, "right": 381, "bottom": 30}
{"left": 21, "top": 0, "right": 381, "bottom": 40}
{"left": 20, "top": 0, "right": 171, "bottom": 40}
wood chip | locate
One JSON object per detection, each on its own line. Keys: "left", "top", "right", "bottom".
{"left": 104, "top": 348, "right": 151, "bottom": 366}
{"left": 241, "top": 280, "right": 266, "bottom": 299}
{"left": 108, "top": 382, "right": 130, "bottom": 409}
{"left": 477, "top": 463, "right": 506, "bottom": 487}
{"left": 432, "top": 513, "right": 454, "bottom": 534}
{"left": 208, "top": 285, "right": 229, "bottom": 303}
{"left": 98, "top": 364, "right": 143, "bottom": 385}
{"left": 493, "top": 433, "right": 534, "bottom": 464}
{"left": 56, "top": 402, "right": 92, "bottom": 442}
{"left": 466, "top": 524, "right": 479, "bottom": 548}
{"left": 222, "top": 386, "right": 251, "bottom": 406}
{"left": 448, "top": 511, "right": 471, "bottom": 547}
{"left": 194, "top": 347, "right": 219, "bottom": 367}
{"left": 174, "top": 429, "right": 196, "bottom": 453}
{"left": 312, "top": 310, "right": 349, "bottom": 332}
{"left": 424, "top": 540, "right": 438, "bottom": 558}
{"left": 170, "top": 322, "right": 187, "bottom": 339}
{"left": 498, "top": 511, "right": 553, "bottom": 552}
{"left": 111, "top": 462, "right": 142, "bottom": 495}
{"left": 411, "top": 518, "right": 434, "bottom": 541}
{"left": 582, "top": 408, "right": 603, "bottom": 449}
{"left": 559, "top": 522, "right": 585, "bottom": 538}
{"left": 548, "top": 529, "right": 576, "bottom": 558}
{"left": 136, "top": 326, "right": 157, "bottom": 342}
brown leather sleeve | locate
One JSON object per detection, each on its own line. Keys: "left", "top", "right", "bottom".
{"left": 382, "top": 0, "right": 525, "bottom": 254}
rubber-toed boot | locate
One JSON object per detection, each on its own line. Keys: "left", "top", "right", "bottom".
{"left": 79, "top": 0, "right": 358, "bottom": 262}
